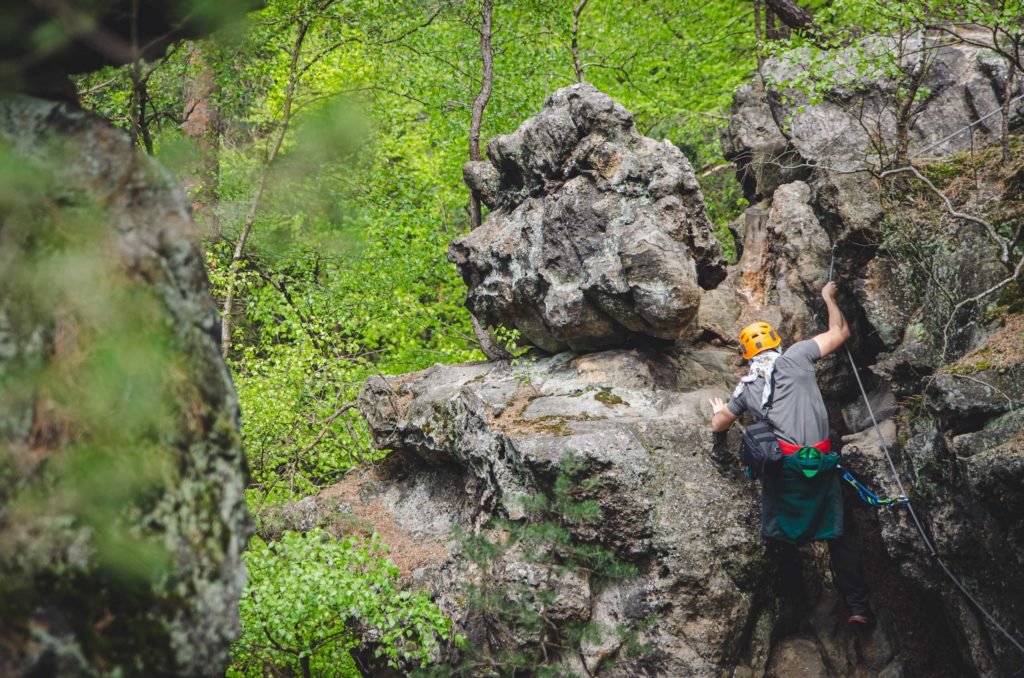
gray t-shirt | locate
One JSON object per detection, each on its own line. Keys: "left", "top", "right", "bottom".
{"left": 727, "top": 339, "right": 829, "bottom": 445}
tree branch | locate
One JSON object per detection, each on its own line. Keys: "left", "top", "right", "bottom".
{"left": 221, "top": 18, "right": 310, "bottom": 358}
{"left": 878, "top": 166, "right": 1011, "bottom": 265}
{"left": 941, "top": 255, "right": 1023, "bottom": 359}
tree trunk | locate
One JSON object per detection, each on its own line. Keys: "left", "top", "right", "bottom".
{"left": 130, "top": 59, "right": 154, "bottom": 155}
{"left": 753, "top": 0, "right": 765, "bottom": 75}
{"left": 894, "top": 45, "right": 927, "bottom": 168}
{"left": 762, "top": 0, "right": 816, "bottom": 32}
{"left": 221, "top": 21, "right": 308, "bottom": 359}
{"left": 1003, "top": 61, "right": 1016, "bottom": 163}
{"left": 465, "top": 0, "right": 509, "bottom": 361}
{"left": 468, "top": 0, "right": 494, "bottom": 230}
{"left": 182, "top": 41, "right": 221, "bottom": 231}
{"left": 571, "top": 0, "right": 590, "bottom": 83}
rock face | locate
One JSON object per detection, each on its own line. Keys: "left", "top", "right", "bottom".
{"left": 722, "top": 39, "right": 1024, "bottom": 201}
{"left": 351, "top": 346, "right": 969, "bottom": 677}
{"left": 352, "top": 74, "right": 1024, "bottom": 676}
{"left": 451, "top": 84, "right": 727, "bottom": 352}
{"left": 356, "top": 347, "right": 901, "bottom": 676}
{"left": 0, "top": 97, "right": 249, "bottom": 676}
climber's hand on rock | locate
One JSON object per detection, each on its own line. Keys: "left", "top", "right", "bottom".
{"left": 709, "top": 397, "right": 726, "bottom": 416}
{"left": 822, "top": 281, "right": 838, "bottom": 302}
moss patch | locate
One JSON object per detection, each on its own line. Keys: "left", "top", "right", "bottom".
{"left": 595, "top": 387, "right": 628, "bottom": 407}
{"left": 942, "top": 314, "right": 1024, "bottom": 374}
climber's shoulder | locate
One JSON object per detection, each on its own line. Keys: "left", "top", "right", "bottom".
{"left": 779, "top": 339, "right": 821, "bottom": 370}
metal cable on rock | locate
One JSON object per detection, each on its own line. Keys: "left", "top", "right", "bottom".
{"left": 910, "top": 92, "right": 1024, "bottom": 159}
{"left": 827, "top": 252, "right": 1024, "bottom": 658}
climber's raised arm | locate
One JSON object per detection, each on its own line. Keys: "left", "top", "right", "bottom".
{"left": 709, "top": 396, "right": 738, "bottom": 432}
{"left": 813, "top": 281, "right": 850, "bottom": 359}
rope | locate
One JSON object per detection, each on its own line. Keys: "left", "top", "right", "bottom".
{"left": 910, "top": 92, "right": 1024, "bottom": 159}
{"left": 827, "top": 252, "right": 1024, "bottom": 658}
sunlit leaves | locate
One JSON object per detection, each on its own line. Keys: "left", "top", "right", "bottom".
{"left": 230, "top": 530, "right": 455, "bottom": 675}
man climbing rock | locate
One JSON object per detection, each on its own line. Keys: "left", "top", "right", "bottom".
{"left": 708, "top": 281, "right": 873, "bottom": 625}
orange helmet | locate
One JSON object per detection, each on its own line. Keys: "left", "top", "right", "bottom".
{"left": 739, "top": 321, "right": 781, "bottom": 360}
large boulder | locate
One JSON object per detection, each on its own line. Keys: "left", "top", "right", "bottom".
{"left": 0, "top": 96, "right": 249, "bottom": 675}
{"left": 451, "top": 84, "right": 727, "bottom": 353}
{"left": 348, "top": 338, "right": 993, "bottom": 676}
{"left": 353, "top": 56, "right": 1024, "bottom": 675}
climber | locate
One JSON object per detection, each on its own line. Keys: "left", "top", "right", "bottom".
{"left": 707, "top": 281, "right": 873, "bottom": 626}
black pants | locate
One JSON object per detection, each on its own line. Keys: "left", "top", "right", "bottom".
{"left": 770, "top": 494, "right": 872, "bottom": 616}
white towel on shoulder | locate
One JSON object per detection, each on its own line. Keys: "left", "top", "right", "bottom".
{"left": 732, "top": 350, "right": 781, "bottom": 411}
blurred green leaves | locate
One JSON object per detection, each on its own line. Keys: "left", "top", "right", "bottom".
{"left": 0, "top": 133, "right": 185, "bottom": 629}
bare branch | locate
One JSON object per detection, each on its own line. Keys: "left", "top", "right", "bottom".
{"left": 941, "top": 255, "right": 1024, "bottom": 358}
{"left": 878, "top": 166, "right": 1011, "bottom": 265}
{"left": 297, "top": 403, "right": 358, "bottom": 458}
{"left": 221, "top": 19, "right": 311, "bottom": 358}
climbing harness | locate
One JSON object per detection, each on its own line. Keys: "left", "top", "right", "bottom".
{"left": 826, "top": 251, "right": 1024, "bottom": 659}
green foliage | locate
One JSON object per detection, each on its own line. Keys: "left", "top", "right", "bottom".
{"left": 68, "top": 2, "right": 759, "bottom": 667}
{"left": 419, "top": 453, "right": 646, "bottom": 676}
{"left": 78, "top": 0, "right": 756, "bottom": 512}
{"left": 763, "top": 0, "right": 1024, "bottom": 167}
{"left": 230, "top": 530, "right": 455, "bottom": 676}
{"left": 762, "top": 0, "right": 940, "bottom": 165}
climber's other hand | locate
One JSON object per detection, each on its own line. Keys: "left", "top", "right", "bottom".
{"left": 709, "top": 397, "right": 726, "bottom": 416}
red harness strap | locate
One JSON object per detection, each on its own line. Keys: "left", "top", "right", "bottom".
{"left": 778, "top": 438, "right": 831, "bottom": 456}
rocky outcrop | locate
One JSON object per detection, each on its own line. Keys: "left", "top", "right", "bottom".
{"left": 718, "top": 38, "right": 1024, "bottom": 673}
{"left": 352, "top": 77, "right": 1024, "bottom": 676}
{"left": 451, "top": 84, "right": 726, "bottom": 352}
{"left": 722, "top": 39, "right": 1024, "bottom": 201}
{"left": 0, "top": 96, "right": 249, "bottom": 676}
{"left": 353, "top": 347, "right": 920, "bottom": 676}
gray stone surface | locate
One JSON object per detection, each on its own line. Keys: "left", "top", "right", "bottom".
{"left": 766, "top": 181, "right": 832, "bottom": 344}
{"left": 451, "top": 84, "right": 726, "bottom": 352}
{"left": 0, "top": 96, "right": 249, "bottom": 676}
{"left": 766, "top": 637, "right": 828, "bottom": 678}
{"left": 358, "top": 347, "right": 771, "bottom": 675}
{"left": 354, "top": 60, "right": 1024, "bottom": 676}
{"left": 722, "top": 40, "right": 1024, "bottom": 202}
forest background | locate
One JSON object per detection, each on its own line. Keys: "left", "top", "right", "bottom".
{"left": 75, "top": 0, "right": 753, "bottom": 512}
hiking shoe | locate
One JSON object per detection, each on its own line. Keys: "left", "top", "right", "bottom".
{"left": 847, "top": 614, "right": 872, "bottom": 626}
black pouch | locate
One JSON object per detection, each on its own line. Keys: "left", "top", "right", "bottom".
{"left": 740, "top": 420, "right": 783, "bottom": 476}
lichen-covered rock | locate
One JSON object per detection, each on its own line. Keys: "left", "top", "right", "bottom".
{"left": 356, "top": 63, "right": 1024, "bottom": 676}
{"left": 450, "top": 84, "right": 727, "bottom": 352}
{"left": 357, "top": 348, "right": 771, "bottom": 674}
{"left": 720, "top": 81, "right": 809, "bottom": 201}
{"left": 722, "top": 41, "right": 1024, "bottom": 202}
{"left": 765, "top": 181, "right": 832, "bottom": 344}
{"left": 0, "top": 96, "right": 249, "bottom": 676}
{"left": 839, "top": 320, "right": 1024, "bottom": 675}
{"left": 351, "top": 346, "right": 938, "bottom": 676}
